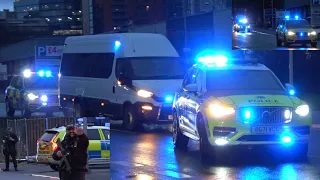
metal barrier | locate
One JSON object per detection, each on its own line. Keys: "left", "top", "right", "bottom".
{"left": 3, "top": 117, "right": 75, "bottom": 161}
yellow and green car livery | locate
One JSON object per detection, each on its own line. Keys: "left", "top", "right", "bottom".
{"left": 36, "top": 125, "right": 110, "bottom": 171}
{"left": 172, "top": 55, "right": 311, "bottom": 161}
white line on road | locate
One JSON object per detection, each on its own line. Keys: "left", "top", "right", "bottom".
{"left": 31, "top": 174, "right": 59, "bottom": 179}
{"left": 252, "top": 30, "right": 276, "bottom": 36}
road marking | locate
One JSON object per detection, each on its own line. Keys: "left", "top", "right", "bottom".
{"left": 252, "top": 30, "right": 276, "bottom": 36}
{"left": 112, "top": 161, "right": 144, "bottom": 167}
{"left": 31, "top": 174, "right": 59, "bottom": 179}
{"left": 312, "top": 124, "right": 320, "bottom": 129}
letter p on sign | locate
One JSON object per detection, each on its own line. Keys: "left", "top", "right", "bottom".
{"left": 37, "top": 46, "right": 46, "bottom": 56}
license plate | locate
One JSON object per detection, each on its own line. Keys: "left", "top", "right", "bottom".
{"left": 251, "top": 126, "right": 283, "bottom": 134}
{"left": 168, "top": 115, "right": 173, "bottom": 120}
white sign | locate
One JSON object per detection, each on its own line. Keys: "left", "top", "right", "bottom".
{"left": 276, "top": 11, "right": 290, "bottom": 19}
{"left": 36, "top": 46, "right": 64, "bottom": 59}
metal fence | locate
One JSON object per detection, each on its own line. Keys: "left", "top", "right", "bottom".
{"left": 1, "top": 117, "right": 75, "bottom": 161}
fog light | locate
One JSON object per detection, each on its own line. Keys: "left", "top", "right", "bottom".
{"left": 215, "top": 138, "right": 228, "bottom": 146}
{"left": 142, "top": 105, "right": 152, "bottom": 111}
{"left": 41, "top": 95, "right": 48, "bottom": 102}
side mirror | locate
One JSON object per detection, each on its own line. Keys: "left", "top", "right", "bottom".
{"left": 285, "top": 83, "right": 295, "bottom": 95}
{"left": 185, "top": 84, "right": 198, "bottom": 92}
{"left": 118, "top": 73, "right": 132, "bottom": 86}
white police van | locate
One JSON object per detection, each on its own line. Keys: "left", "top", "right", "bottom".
{"left": 59, "top": 33, "right": 185, "bottom": 130}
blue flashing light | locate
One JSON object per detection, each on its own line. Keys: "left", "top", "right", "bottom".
{"left": 114, "top": 41, "right": 121, "bottom": 50}
{"left": 45, "top": 71, "right": 52, "bottom": 77}
{"left": 239, "top": 18, "right": 248, "bottom": 24}
{"left": 282, "top": 136, "right": 292, "bottom": 143}
{"left": 165, "top": 95, "right": 173, "bottom": 103}
{"left": 197, "top": 55, "right": 228, "bottom": 67}
{"left": 285, "top": 15, "right": 290, "bottom": 19}
{"left": 289, "top": 90, "right": 295, "bottom": 95}
{"left": 243, "top": 109, "right": 254, "bottom": 124}
{"left": 280, "top": 25, "right": 283, "bottom": 28}
{"left": 38, "top": 70, "right": 45, "bottom": 77}
{"left": 295, "top": 15, "right": 299, "bottom": 20}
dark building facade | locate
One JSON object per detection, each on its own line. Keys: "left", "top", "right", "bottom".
{"left": 14, "top": 0, "right": 83, "bottom": 35}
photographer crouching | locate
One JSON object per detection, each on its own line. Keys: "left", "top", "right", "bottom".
{"left": 52, "top": 125, "right": 89, "bottom": 180}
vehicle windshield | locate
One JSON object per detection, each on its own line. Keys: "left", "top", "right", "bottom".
{"left": 24, "top": 76, "right": 58, "bottom": 89}
{"left": 286, "top": 20, "right": 310, "bottom": 28}
{"left": 206, "top": 70, "right": 285, "bottom": 92}
{"left": 117, "top": 57, "right": 185, "bottom": 80}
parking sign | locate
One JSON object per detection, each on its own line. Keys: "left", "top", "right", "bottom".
{"left": 36, "top": 46, "right": 64, "bottom": 59}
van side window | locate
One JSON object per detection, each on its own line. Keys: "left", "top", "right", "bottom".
{"left": 60, "top": 53, "right": 115, "bottom": 79}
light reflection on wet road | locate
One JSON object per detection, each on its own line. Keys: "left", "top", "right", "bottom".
{"left": 111, "top": 123, "right": 320, "bottom": 179}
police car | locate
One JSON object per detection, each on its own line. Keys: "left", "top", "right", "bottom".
{"left": 233, "top": 16, "right": 251, "bottom": 32}
{"left": 172, "top": 53, "right": 311, "bottom": 162}
{"left": 276, "top": 16, "right": 317, "bottom": 47}
{"left": 36, "top": 125, "right": 110, "bottom": 171}
{"left": 5, "top": 69, "right": 60, "bottom": 117}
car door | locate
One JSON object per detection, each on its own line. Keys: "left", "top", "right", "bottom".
{"left": 99, "top": 128, "right": 110, "bottom": 159}
{"left": 87, "top": 129, "right": 103, "bottom": 160}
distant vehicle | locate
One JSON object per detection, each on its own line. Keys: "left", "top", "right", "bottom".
{"left": 172, "top": 53, "right": 311, "bottom": 163}
{"left": 233, "top": 16, "right": 251, "bottom": 32}
{"left": 36, "top": 125, "right": 110, "bottom": 171}
{"left": 59, "top": 33, "right": 184, "bottom": 130}
{"left": 5, "top": 69, "right": 59, "bottom": 117}
{"left": 276, "top": 16, "right": 317, "bottom": 47}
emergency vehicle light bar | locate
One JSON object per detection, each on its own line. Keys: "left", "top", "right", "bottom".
{"left": 22, "top": 69, "right": 52, "bottom": 78}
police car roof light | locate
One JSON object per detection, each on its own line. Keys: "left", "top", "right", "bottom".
{"left": 239, "top": 18, "right": 248, "bottom": 23}
{"left": 285, "top": 15, "right": 290, "bottom": 19}
{"left": 38, "top": 70, "right": 45, "bottom": 77}
{"left": 23, "top": 69, "right": 32, "bottom": 78}
{"left": 197, "top": 55, "right": 228, "bottom": 67}
{"left": 295, "top": 15, "right": 299, "bottom": 20}
{"left": 45, "top": 71, "right": 52, "bottom": 77}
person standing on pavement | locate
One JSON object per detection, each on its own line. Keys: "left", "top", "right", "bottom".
{"left": 52, "top": 125, "right": 89, "bottom": 180}
{"left": 2, "top": 127, "right": 19, "bottom": 171}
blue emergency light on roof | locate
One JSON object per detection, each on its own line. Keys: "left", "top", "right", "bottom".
{"left": 285, "top": 15, "right": 290, "bottom": 19}
{"left": 295, "top": 15, "right": 299, "bottom": 20}
{"left": 165, "top": 95, "right": 173, "bottom": 103}
{"left": 197, "top": 55, "right": 228, "bottom": 67}
{"left": 239, "top": 18, "right": 248, "bottom": 24}
{"left": 45, "top": 71, "right": 52, "bottom": 77}
{"left": 114, "top": 41, "right": 121, "bottom": 50}
{"left": 23, "top": 69, "right": 32, "bottom": 78}
{"left": 289, "top": 89, "right": 295, "bottom": 95}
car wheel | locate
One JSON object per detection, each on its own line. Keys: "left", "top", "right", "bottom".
{"left": 311, "top": 42, "right": 317, "bottom": 48}
{"left": 21, "top": 102, "right": 31, "bottom": 118}
{"left": 197, "top": 115, "right": 215, "bottom": 164}
{"left": 6, "top": 100, "right": 15, "bottom": 117}
{"left": 173, "top": 111, "right": 189, "bottom": 149}
{"left": 123, "top": 105, "right": 141, "bottom": 131}
{"left": 50, "top": 164, "right": 59, "bottom": 171}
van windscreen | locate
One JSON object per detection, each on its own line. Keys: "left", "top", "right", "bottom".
{"left": 116, "top": 57, "right": 185, "bottom": 80}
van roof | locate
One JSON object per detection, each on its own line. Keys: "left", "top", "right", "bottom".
{"left": 63, "top": 33, "right": 179, "bottom": 58}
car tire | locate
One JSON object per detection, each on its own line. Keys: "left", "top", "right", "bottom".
{"left": 123, "top": 105, "right": 141, "bottom": 131}
{"left": 173, "top": 111, "right": 189, "bottom": 149}
{"left": 50, "top": 164, "right": 59, "bottom": 171}
{"left": 6, "top": 100, "right": 15, "bottom": 117}
{"left": 311, "top": 42, "right": 317, "bottom": 48}
{"left": 197, "top": 115, "right": 215, "bottom": 164}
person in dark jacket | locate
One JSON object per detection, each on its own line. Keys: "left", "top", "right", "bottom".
{"left": 2, "top": 127, "right": 19, "bottom": 171}
{"left": 52, "top": 125, "right": 89, "bottom": 180}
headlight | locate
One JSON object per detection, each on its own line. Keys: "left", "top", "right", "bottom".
{"left": 28, "top": 93, "right": 38, "bottom": 101}
{"left": 40, "top": 95, "right": 48, "bottom": 102}
{"left": 209, "top": 104, "right": 235, "bottom": 118}
{"left": 295, "top": 105, "right": 309, "bottom": 116}
{"left": 137, "top": 90, "right": 153, "bottom": 98}
{"left": 310, "top": 31, "right": 317, "bottom": 36}
{"left": 287, "top": 31, "right": 295, "bottom": 36}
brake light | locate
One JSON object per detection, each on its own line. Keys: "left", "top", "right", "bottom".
{"left": 37, "top": 138, "right": 40, "bottom": 144}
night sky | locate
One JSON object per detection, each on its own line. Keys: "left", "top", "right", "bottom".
{"left": 0, "top": 0, "right": 13, "bottom": 11}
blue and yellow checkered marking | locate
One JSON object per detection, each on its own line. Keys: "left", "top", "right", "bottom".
{"left": 6, "top": 87, "right": 29, "bottom": 108}
{"left": 88, "top": 140, "right": 110, "bottom": 159}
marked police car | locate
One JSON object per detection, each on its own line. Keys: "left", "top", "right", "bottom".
{"left": 233, "top": 16, "right": 251, "bottom": 32}
{"left": 5, "top": 69, "right": 60, "bottom": 117}
{"left": 172, "top": 53, "right": 311, "bottom": 162}
{"left": 36, "top": 125, "right": 110, "bottom": 171}
{"left": 276, "top": 16, "right": 317, "bottom": 47}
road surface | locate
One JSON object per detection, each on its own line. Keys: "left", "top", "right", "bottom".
{"left": 0, "top": 163, "right": 109, "bottom": 180}
{"left": 110, "top": 112, "right": 320, "bottom": 179}
{"left": 233, "top": 27, "right": 320, "bottom": 50}
{"left": 0, "top": 94, "right": 64, "bottom": 118}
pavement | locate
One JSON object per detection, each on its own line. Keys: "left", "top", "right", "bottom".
{"left": 0, "top": 163, "right": 109, "bottom": 180}
{"left": 233, "top": 27, "right": 320, "bottom": 50}
{"left": 110, "top": 112, "right": 320, "bottom": 179}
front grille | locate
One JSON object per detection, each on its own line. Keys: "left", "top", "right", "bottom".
{"left": 239, "top": 107, "right": 292, "bottom": 124}
{"left": 237, "top": 135, "right": 279, "bottom": 142}
{"left": 297, "top": 32, "right": 307, "bottom": 36}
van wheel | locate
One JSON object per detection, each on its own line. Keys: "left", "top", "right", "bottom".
{"left": 50, "top": 164, "right": 59, "bottom": 171}
{"left": 173, "top": 111, "right": 189, "bottom": 149}
{"left": 197, "top": 115, "right": 215, "bottom": 164}
{"left": 123, "top": 105, "right": 141, "bottom": 131}
{"left": 6, "top": 100, "right": 15, "bottom": 117}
